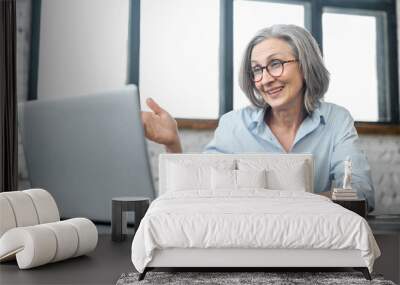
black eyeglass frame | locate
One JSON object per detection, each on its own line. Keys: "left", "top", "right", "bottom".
{"left": 250, "top": 59, "right": 298, "bottom": 82}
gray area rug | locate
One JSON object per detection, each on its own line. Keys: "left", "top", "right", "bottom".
{"left": 116, "top": 271, "right": 396, "bottom": 285}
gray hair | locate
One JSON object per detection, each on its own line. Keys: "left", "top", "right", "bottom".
{"left": 239, "top": 24, "right": 330, "bottom": 113}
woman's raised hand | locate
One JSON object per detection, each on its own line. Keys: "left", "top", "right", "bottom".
{"left": 141, "top": 98, "right": 182, "bottom": 153}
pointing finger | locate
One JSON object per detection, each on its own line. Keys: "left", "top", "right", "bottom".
{"left": 146, "top": 98, "right": 164, "bottom": 115}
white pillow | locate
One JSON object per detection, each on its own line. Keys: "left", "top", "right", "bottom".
{"left": 211, "top": 168, "right": 267, "bottom": 190}
{"left": 211, "top": 168, "right": 236, "bottom": 190}
{"left": 167, "top": 162, "right": 209, "bottom": 191}
{"left": 238, "top": 159, "right": 309, "bottom": 192}
{"left": 266, "top": 166, "right": 307, "bottom": 191}
{"left": 166, "top": 160, "right": 235, "bottom": 191}
{"left": 236, "top": 169, "right": 267, "bottom": 189}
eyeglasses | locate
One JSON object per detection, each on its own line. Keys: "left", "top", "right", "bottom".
{"left": 250, "top": 59, "right": 298, "bottom": 82}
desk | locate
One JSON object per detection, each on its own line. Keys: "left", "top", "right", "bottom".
{"left": 332, "top": 199, "right": 366, "bottom": 217}
{"left": 367, "top": 215, "right": 400, "bottom": 284}
{"left": 368, "top": 215, "right": 400, "bottom": 234}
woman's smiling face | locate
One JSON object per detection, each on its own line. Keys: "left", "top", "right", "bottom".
{"left": 251, "top": 38, "right": 304, "bottom": 111}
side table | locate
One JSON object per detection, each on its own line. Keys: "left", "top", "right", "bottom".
{"left": 332, "top": 198, "right": 367, "bottom": 218}
{"left": 112, "top": 197, "right": 150, "bottom": 242}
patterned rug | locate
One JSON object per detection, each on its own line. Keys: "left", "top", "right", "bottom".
{"left": 116, "top": 271, "right": 396, "bottom": 285}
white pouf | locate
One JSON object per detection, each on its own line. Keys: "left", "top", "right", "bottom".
{"left": 0, "top": 189, "right": 98, "bottom": 269}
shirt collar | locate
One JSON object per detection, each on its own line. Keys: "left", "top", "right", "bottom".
{"left": 248, "top": 106, "right": 266, "bottom": 131}
{"left": 309, "top": 105, "right": 325, "bottom": 125}
{"left": 292, "top": 104, "right": 325, "bottom": 146}
{"left": 249, "top": 105, "right": 325, "bottom": 126}
{"left": 248, "top": 104, "right": 326, "bottom": 147}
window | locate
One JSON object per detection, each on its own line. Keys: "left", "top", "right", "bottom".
{"left": 30, "top": 0, "right": 399, "bottom": 128}
{"left": 323, "top": 9, "right": 388, "bottom": 122}
{"left": 230, "top": 0, "right": 398, "bottom": 123}
{"left": 139, "top": 0, "right": 220, "bottom": 119}
{"left": 137, "top": 0, "right": 398, "bottom": 123}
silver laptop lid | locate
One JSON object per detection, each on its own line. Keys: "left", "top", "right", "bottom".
{"left": 18, "top": 85, "right": 155, "bottom": 222}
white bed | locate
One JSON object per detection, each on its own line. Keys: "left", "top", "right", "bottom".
{"left": 131, "top": 154, "right": 380, "bottom": 280}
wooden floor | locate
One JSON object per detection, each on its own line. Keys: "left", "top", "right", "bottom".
{"left": 0, "top": 232, "right": 133, "bottom": 285}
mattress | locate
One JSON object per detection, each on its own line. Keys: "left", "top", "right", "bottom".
{"left": 131, "top": 190, "right": 380, "bottom": 273}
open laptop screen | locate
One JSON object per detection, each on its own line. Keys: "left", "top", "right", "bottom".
{"left": 19, "top": 85, "right": 155, "bottom": 222}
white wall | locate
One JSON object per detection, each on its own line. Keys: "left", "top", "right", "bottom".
{"left": 37, "top": 0, "right": 129, "bottom": 99}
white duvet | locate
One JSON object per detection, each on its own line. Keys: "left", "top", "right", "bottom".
{"left": 131, "top": 190, "right": 380, "bottom": 273}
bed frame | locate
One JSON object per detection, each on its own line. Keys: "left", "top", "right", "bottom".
{"left": 138, "top": 154, "right": 372, "bottom": 281}
{"left": 139, "top": 248, "right": 370, "bottom": 280}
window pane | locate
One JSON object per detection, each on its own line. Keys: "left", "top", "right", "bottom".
{"left": 38, "top": 0, "right": 129, "bottom": 99}
{"left": 140, "top": 0, "right": 220, "bottom": 119}
{"left": 323, "top": 10, "right": 382, "bottom": 122}
{"left": 233, "top": 0, "right": 305, "bottom": 110}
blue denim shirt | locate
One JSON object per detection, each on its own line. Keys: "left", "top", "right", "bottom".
{"left": 204, "top": 102, "right": 375, "bottom": 211}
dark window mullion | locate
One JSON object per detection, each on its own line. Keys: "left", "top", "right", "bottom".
{"left": 310, "top": 0, "right": 323, "bottom": 53}
{"left": 127, "top": 0, "right": 140, "bottom": 87}
{"left": 320, "top": 0, "right": 392, "bottom": 11}
{"left": 386, "top": 5, "right": 399, "bottom": 122}
{"left": 219, "top": 0, "right": 234, "bottom": 116}
{"left": 28, "top": 0, "right": 42, "bottom": 101}
{"left": 376, "top": 14, "right": 389, "bottom": 121}
{"left": 304, "top": 0, "right": 312, "bottom": 32}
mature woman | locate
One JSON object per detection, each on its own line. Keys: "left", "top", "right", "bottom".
{"left": 141, "top": 24, "right": 375, "bottom": 211}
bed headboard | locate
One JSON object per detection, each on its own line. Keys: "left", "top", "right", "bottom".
{"left": 158, "top": 153, "right": 314, "bottom": 196}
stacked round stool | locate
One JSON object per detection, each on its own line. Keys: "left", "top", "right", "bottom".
{"left": 112, "top": 197, "right": 150, "bottom": 242}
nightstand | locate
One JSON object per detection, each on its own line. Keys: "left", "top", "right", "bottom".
{"left": 332, "top": 198, "right": 367, "bottom": 218}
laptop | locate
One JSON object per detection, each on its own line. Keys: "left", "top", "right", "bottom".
{"left": 18, "top": 85, "right": 155, "bottom": 223}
